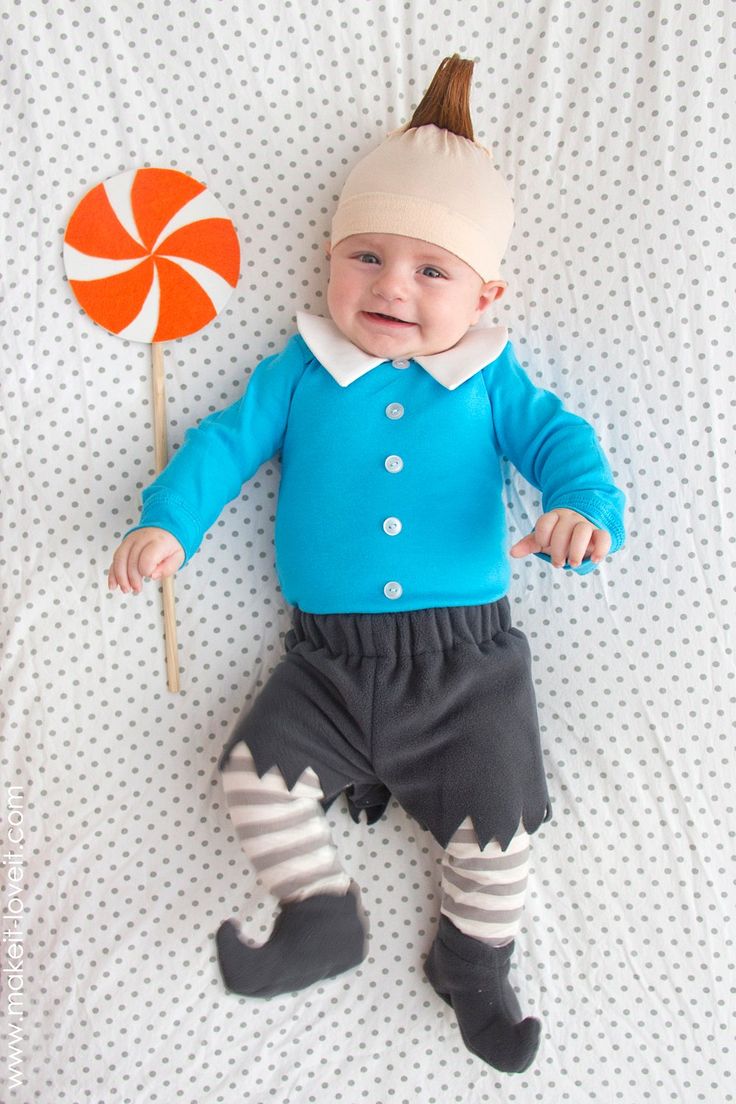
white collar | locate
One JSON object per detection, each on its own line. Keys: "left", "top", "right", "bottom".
{"left": 295, "top": 311, "right": 508, "bottom": 391}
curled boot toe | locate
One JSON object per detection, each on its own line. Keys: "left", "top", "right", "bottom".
{"left": 217, "top": 880, "right": 368, "bottom": 998}
{"left": 424, "top": 915, "right": 541, "bottom": 1073}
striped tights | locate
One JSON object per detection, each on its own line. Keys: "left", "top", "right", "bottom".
{"left": 221, "top": 744, "right": 530, "bottom": 946}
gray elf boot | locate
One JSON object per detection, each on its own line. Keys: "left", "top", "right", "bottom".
{"left": 216, "top": 879, "right": 368, "bottom": 998}
{"left": 424, "top": 914, "right": 541, "bottom": 1073}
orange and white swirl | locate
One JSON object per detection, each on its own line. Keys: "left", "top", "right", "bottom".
{"left": 63, "top": 167, "right": 240, "bottom": 343}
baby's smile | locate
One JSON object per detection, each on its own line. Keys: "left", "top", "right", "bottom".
{"left": 361, "top": 310, "right": 417, "bottom": 327}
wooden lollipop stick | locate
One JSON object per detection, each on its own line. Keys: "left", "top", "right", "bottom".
{"left": 161, "top": 575, "right": 180, "bottom": 692}
{"left": 151, "top": 342, "right": 181, "bottom": 692}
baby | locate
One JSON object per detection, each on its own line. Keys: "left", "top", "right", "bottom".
{"left": 108, "top": 56, "right": 625, "bottom": 1074}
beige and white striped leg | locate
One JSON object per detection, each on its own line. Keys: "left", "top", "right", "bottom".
{"left": 440, "top": 817, "right": 530, "bottom": 947}
{"left": 221, "top": 743, "right": 351, "bottom": 904}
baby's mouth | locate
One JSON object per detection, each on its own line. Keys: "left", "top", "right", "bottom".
{"left": 362, "top": 311, "right": 416, "bottom": 326}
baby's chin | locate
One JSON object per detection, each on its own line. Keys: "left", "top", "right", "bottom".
{"left": 350, "top": 331, "right": 463, "bottom": 360}
{"left": 353, "top": 336, "right": 419, "bottom": 359}
{"left": 326, "top": 315, "right": 408, "bottom": 357}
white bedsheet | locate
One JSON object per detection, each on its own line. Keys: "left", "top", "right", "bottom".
{"left": 2, "top": 2, "right": 734, "bottom": 1101}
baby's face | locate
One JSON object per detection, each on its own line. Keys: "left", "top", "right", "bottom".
{"left": 325, "top": 233, "right": 505, "bottom": 360}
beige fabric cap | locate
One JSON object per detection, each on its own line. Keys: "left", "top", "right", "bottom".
{"left": 330, "top": 122, "right": 514, "bottom": 283}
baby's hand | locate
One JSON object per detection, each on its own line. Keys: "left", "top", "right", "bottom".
{"left": 108, "top": 527, "right": 185, "bottom": 594}
{"left": 509, "top": 508, "right": 611, "bottom": 568}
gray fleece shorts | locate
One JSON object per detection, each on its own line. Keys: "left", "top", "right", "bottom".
{"left": 218, "top": 597, "right": 552, "bottom": 852}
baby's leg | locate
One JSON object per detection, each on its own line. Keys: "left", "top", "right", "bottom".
{"left": 424, "top": 818, "right": 540, "bottom": 1073}
{"left": 221, "top": 743, "right": 351, "bottom": 902}
{"left": 216, "top": 743, "right": 366, "bottom": 997}
{"left": 440, "top": 817, "right": 529, "bottom": 946}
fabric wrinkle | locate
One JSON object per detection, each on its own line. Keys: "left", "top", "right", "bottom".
{"left": 218, "top": 596, "right": 552, "bottom": 853}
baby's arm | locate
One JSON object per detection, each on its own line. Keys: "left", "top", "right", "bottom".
{"left": 484, "top": 341, "right": 626, "bottom": 572}
{"left": 107, "top": 334, "right": 308, "bottom": 594}
{"left": 108, "top": 527, "right": 185, "bottom": 594}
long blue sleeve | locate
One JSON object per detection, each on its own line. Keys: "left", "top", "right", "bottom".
{"left": 124, "top": 334, "right": 308, "bottom": 565}
{"left": 483, "top": 341, "right": 626, "bottom": 575}
{"left": 121, "top": 324, "right": 626, "bottom": 610}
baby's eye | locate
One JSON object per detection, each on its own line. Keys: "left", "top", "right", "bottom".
{"left": 356, "top": 253, "right": 380, "bottom": 264}
{"left": 422, "top": 267, "right": 444, "bottom": 279}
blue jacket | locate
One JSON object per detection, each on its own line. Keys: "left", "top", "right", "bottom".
{"left": 125, "top": 312, "right": 626, "bottom": 613}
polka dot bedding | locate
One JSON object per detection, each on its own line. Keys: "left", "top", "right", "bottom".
{"left": 2, "top": 1, "right": 733, "bottom": 1101}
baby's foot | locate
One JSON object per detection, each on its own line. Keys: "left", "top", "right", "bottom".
{"left": 216, "top": 880, "right": 368, "bottom": 997}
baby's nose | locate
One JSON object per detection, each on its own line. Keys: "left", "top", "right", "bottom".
{"left": 372, "top": 269, "right": 408, "bottom": 300}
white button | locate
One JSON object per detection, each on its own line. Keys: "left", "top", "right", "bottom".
{"left": 384, "top": 455, "right": 403, "bottom": 473}
{"left": 384, "top": 581, "right": 403, "bottom": 600}
{"left": 391, "top": 358, "right": 410, "bottom": 370}
{"left": 385, "top": 402, "right": 404, "bottom": 420}
{"left": 383, "top": 516, "right": 402, "bottom": 536}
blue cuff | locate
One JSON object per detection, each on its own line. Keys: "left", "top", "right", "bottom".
{"left": 123, "top": 488, "right": 203, "bottom": 567}
{"left": 533, "top": 550, "right": 599, "bottom": 575}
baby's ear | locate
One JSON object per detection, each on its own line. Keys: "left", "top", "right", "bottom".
{"left": 485, "top": 281, "right": 506, "bottom": 303}
{"left": 476, "top": 281, "right": 506, "bottom": 316}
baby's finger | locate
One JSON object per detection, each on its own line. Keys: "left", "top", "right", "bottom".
{"left": 589, "top": 528, "right": 612, "bottom": 563}
{"left": 566, "top": 522, "right": 595, "bottom": 568}
{"left": 150, "top": 548, "right": 184, "bottom": 580}
{"left": 509, "top": 532, "right": 542, "bottom": 557}
{"left": 533, "top": 511, "right": 560, "bottom": 550}
{"left": 138, "top": 540, "right": 171, "bottom": 579}
{"left": 111, "top": 542, "right": 134, "bottom": 593}
{"left": 547, "top": 517, "right": 577, "bottom": 568}
{"left": 126, "top": 543, "right": 145, "bottom": 594}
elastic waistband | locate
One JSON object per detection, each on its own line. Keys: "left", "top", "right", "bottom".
{"left": 290, "top": 598, "right": 512, "bottom": 656}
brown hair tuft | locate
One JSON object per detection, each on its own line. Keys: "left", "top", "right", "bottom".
{"left": 406, "top": 54, "right": 475, "bottom": 141}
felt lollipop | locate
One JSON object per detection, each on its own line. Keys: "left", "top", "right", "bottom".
{"left": 64, "top": 166, "right": 241, "bottom": 691}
